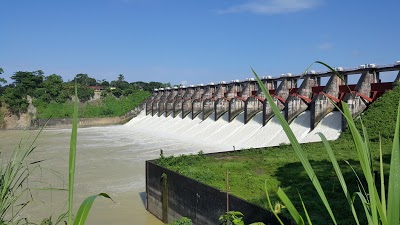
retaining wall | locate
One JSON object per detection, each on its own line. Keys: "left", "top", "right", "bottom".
{"left": 146, "top": 160, "right": 288, "bottom": 225}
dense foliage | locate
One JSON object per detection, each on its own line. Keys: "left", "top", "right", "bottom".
{"left": 0, "top": 69, "right": 169, "bottom": 118}
{"left": 34, "top": 90, "right": 150, "bottom": 119}
{"left": 155, "top": 85, "right": 400, "bottom": 225}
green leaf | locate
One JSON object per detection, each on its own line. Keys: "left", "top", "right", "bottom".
{"left": 387, "top": 99, "right": 400, "bottom": 225}
{"left": 68, "top": 82, "right": 79, "bottom": 225}
{"left": 264, "top": 181, "right": 284, "bottom": 225}
{"left": 379, "top": 135, "right": 387, "bottom": 220}
{"left": 73, "top": 193, "right": 114, "bottom": 225}
{"left": 276, "top": 188, "right": 304, "bottom": 225}
{"left": 298, "top": 193, "right": 312, "bottom": 225}
{"left": 318, "top": 132, "right": 360, "bottom": 225}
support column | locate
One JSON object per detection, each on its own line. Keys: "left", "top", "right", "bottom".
{"left": 244, "top": 79, "right": 273, "bottom": 124}
{"left": 158, "top": 88, "right": 171, "bottom": 117}
{"left": 342, "top": 70, "right": 378, "bottom": 129}
{"left": 166, "top": 87, "right": 178, "bottom": 117}
{"left": 263, "top": 78, "right": 295, "bottom": 125}
{"left": 285, "top": 76, "right": 318, "bottom": 123}
{"left": 311, "top": 74, "right": 344, "bottom": 129}
{"left": 182, "top": 86, "right": 196, "bottom": 118}
{"left": 229, "top": 80, "right": 256, "bottom": 122}
{"left": 208, "top": 82, "right": 228, "bottom": 120}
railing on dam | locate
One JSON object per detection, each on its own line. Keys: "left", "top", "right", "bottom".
{"left": 144, "top": 62, "right": 400, "bottom": 130}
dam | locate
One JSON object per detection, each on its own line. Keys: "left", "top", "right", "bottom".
{"left": 128, "top": 62, "right": 400, "bottom": 150}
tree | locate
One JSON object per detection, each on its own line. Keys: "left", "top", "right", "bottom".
{"left": 77, "top": 85, "right": 94, "bottom": 102}
{"left": 43, "top": 74, "right": 64, "bottom": 101}
{"left": 11, "top": 70, "right": 44, "bottom": 96}
{"left": 110, "top": 74, "right": 129, "bottom": 90}
{"left": 0, "top": 68, "right": 6, "bottom": 84}
{"left": 74, "top": 73, "right": 96, "bottom": 86}
{"left": 100, "top": 79, "right": 110, "bottom": 87}
{"left": 112, "top": 88, "right": 122, "bottom": 98}
{"left": 3, "top": 87, "right": 29, "bottom": 114}
{"left": 117, "top": 74, "right": 125, "bottom": 82}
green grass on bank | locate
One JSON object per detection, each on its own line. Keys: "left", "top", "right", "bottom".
{"left": 156, "top": 85, "right": 400, "bottom": 225}
{"left": 34, "top": 90, "right": 150, "bottom": 119}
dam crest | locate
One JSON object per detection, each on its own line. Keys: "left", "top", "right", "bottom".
{"left": 128, "top": 62, "right": 400, "bottom": 150}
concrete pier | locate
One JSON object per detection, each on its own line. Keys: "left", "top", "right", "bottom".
{"left": 285, "top": 76, "right": 319, "bottom": 123}
{"left": 311, "top": 74, "right": 344, "bottom": 129}
{"left": 229, "top": 79, "right": 257, "bottom": 121}
{"left": 263, "top": 78, "right": 296, "bottom": 125}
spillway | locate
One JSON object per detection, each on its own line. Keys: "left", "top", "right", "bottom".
{"left": 125, "top": 110, "right": 342, "bottom": 151}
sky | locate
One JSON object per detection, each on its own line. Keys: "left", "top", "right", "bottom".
{"left": 1, "top": 0, "right": 399, "bottom": 86}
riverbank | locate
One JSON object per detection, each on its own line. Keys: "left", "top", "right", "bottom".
{"left": 1, "top": 103, "right": 145, "bottom": 130}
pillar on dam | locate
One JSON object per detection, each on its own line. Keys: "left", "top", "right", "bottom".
{"left": 215, "top": 98, "right": 229, "bottom": 120}
{"left": 244, "top": 78, "right": 276, "bottom": 124}
{"left": 181, "top": 85, "right": 205, "bottom": 119}
{"left": 152, "top": 88, "right": 166, "bottom": 116}
{"left": 263, "top": 77, "right": 296, "bottom": 125}
{"left": 202, "top": 98, "right": 214, "bottom": 120}
{"left": 158, "top": 88, "right": 172, "bottom": 117}
{"left": 342, "top": 70, "right": 378, "bottom": 129}
{"left": 229, "top": 79, "right": 257, "bottom": 122}
{"left": 146, "top": 89, "right": 158, "bottom": 115}
{"left": 201, "top": 83, "right": 217, "bottom": 99}
{"left": 285, "top": 76, "right": 319, "bottom": 123}
{"left": 203, "top": 81, "right": 228, "bottom": 120}
{"left": 182, "top": 85, "right": 197, "bottom": 118}
{"left": 197, "top": 83, "right": 217, "bottom": 119}
{"left": 147, "top": 89, "right": 163, "bottom": 115}
{"left": 190, "top": 84, "right": 206, "bottom": 119}
{"left": 192, "top": 99, "right": 202, "bottom": 119}
{"left": 216, "top": 80, "right": 241, "bottom": 120}
{"left": 171, "top": 87, "right": 187, "bottom": 117}
{"left": 166, "top": 87, "right": 179, "bottom": 117}
{"left": 310, "top": 74, "right": 344, "bottom": 129}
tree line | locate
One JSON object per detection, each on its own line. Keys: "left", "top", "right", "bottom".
{"left": 0, "top": 68, "right": 170, "bottom": 115}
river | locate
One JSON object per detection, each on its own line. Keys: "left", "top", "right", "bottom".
{"left": 0, "top": 120, "right": 225, "bottom": 225}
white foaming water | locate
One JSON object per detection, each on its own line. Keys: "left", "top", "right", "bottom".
{"left": 240, "top": 114, "right": 284, "bottom": 148}
{"left": 127, "top": 110, "right": 342, "bottom": 150}
{"left": 266, "top": 111, "right": 311, "bottom": 146}
{"left": 300, "top": 111, "right": 342, "bottom": 143}
{"left": 221, "top": 112, "right": 264, "bottom": 148}
{"left": 206, "top": 112, "right": 245, "bottom": 143}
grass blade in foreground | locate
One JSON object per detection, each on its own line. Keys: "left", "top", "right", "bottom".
{"left": 68, "top": 82, "right": 79, "bottom": 224}
{"left": 318, "top": 133, "right": 360, "bottom": 225}
{"left": 264, "top": 181, "right": 284, "bottom": 225}
{"left": 252, "top": 68, "right": 337, "bottom": 225}
{"left": 276, "top": 188, "right": 304, "bottom": 225}
{"left": 73, "top": 193, "right": 113, "bottom": 225}
{"left": 67, "top": 82, "right": 113, "bottom": 225}
{"left": 387, "top": 99, "right": 400, "bottom": 225}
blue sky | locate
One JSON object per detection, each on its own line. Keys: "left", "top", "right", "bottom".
{"left": 1, "top": 0, "right": 399, "bottom": 86}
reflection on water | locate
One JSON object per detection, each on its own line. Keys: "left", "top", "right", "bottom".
{"left": 0, "top": 123, "right": 224, "bottom": 225}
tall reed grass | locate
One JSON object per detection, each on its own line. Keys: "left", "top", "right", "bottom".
{"left": 67, "top": 83, "right": 113, "bottom": 225}
{"left": 252, "top": 62, "right": 400, "bottom": 225}
{"left": 0, "top": 129, "right": 43, "bottom": 224}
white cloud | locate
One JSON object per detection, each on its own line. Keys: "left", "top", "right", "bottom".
{"left": 217, "top": 0, "right": 320, "bottom": 15}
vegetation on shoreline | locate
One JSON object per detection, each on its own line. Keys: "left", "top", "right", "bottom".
{"left": 0, "top": 69, "right": 167, "bottom": 119}
{"left": 156, "top": 81, "right": 400, "bottom": 224}
{"left": 34, "top": 90, "right": 150, "bottom": 119}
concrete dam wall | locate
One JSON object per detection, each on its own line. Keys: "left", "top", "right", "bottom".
{"left": 128, "top": 62, "right": 400, "bottom": 150}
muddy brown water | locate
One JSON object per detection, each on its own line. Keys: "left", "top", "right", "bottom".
{"left": 0, "top": 124, "right": 224, "bottom": 225}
